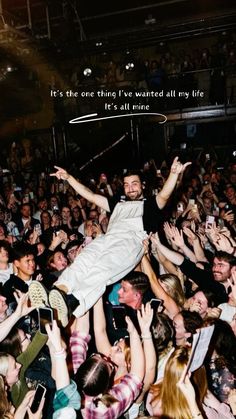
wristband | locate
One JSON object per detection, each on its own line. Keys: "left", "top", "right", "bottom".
{"left": 53, "top": 348, "right": 66, "bottom": 359}
{"left": 141, "top": 334, "right": 152, "bottom": 340}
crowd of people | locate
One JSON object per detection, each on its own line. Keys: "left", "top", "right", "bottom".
{"left": 0, "top": 148, "right": 236, "bottom": 418}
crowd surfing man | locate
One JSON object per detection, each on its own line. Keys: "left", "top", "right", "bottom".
{"left": 29, "top": 157, "right": 190, "bottom": 324}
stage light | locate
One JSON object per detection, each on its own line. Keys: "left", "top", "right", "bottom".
{"left": 83, "top": 67, "right": 92, "bottom": 77}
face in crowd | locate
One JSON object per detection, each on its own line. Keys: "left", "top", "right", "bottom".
{"left": 123, "top": 175, "right": 144, "bottom": 201}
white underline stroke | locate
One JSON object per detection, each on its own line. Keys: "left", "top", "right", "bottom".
{"left": 69, "top": 112, "right": 167, "bottom": 124}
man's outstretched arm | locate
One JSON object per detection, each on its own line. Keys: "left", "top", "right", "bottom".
{"left": 156, "top": 157, "right": 191, "bottom": 209}
{"left": 50, "top": 166, "right": 110, "bottom": 212}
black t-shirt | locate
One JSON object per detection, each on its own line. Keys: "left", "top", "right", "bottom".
{"left": 107, "top": 195, "right": 164, "bottom": 233}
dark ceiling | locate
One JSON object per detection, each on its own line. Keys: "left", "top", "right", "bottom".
{"left": 1, "top": 0, "right": 236, "bottom": 53}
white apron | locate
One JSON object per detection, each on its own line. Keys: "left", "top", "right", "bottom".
{"left": 55, "top": 200, "right": 147, "bottom": 316}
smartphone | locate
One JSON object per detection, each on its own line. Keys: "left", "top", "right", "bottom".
{"left": 30, "top": 383, "right": 46, "bottom": 413}
{"left": 205, "top": 153, "right": 210, "bottom": 160}
{"left": 37, "top": 307, "right": 53, "bottom": 335}
{"left": 112, "top": 305, "right": 127, "bottom": 329}
{"left": 206, "top": 215, "right": 215, "bottom": 230}
{"left": 189, "top": 199, "right": 195, "bottom": 206}
{"left": 150, "top": 298, "right": 163, "bottom": 312}
{"left": 218, "top": 218, "right": 225, "bottom": 229}
{"left": 29, "top": 191, "right": 34, "bottom": 199}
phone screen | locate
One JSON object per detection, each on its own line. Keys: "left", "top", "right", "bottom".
{"left": 37, "top": 308, "right": 53, "bottom": 335}
{"left": 206, "top": 215, "right": 215, "bottom": 230}
{"left": 112, "top": 306, "right": 127, "bottom": 329}
{"left": 150, "top": 298, "right": 163, "bottom": 313}
{"left": 31, "top": 384, "right": 46, "bottom": 413}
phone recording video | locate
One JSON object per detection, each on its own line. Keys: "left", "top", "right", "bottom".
{"left": 150, "top": 298, "right": 163, "bottom": 313}
{"left": 112, "top": 305, "right": 127, "bottom": 329}
{"left": 37, "top": 307, "right": 53, "bottom": 335}
{"left": 30, "top": 384, "right": 46, "bottom": 413}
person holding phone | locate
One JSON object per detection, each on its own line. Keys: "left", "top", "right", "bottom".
{"left": 45, "top": 320, "right": 81, "bottom": 419}
{"left": 70, "top": 309, "right": 145, "bottom": 418}
{"left": 94, "top": 297, "right": 156, "bottom": 418}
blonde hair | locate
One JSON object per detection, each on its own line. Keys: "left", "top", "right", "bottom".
{"left": 150, "top": 347, "right": 192, "bottom": 419}
{"left": 0, "top": 375, "right": 14, "bottom": 419}
{"left": 0, "top": 353, "right": 10, "bottom": 377}
{"left": 159, "top": 274, "right": 185, "bottom": 307}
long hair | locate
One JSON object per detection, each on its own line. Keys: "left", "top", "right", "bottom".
{"left": 159, "top": 274, "right": 185, "bottom": 307}
{"left": 210, "top": 319, "right": 236, "bottom": 376}
{"left": 150, "top": 347, "right": 206, "bottom": 419}
{"left": 75, "top": 354, "right": 118, "bottom": 407}
{"left": 0, "top": 327, "right": 22, "bottom": 359}
{"left": 0, "top": 353, "right": 10, "bottom": 377}
{"left": 0, "top": 376, "right": 13, "bottom": 419}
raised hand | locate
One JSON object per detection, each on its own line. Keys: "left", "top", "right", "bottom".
{"left": 137, "top": 303, "right": 153, "bottom": 336}
{"left": 170, "top": 157, "right": 191, "bottom": 175}
{"left": 50, "top": 166, "right": 70, "bottom": 181}
{"left": 14, "top": 291, "right": 34, "bottom": 318}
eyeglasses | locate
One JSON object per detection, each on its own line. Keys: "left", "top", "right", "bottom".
{"left": 89, "top": 353, "right": 117, "bottom": 372}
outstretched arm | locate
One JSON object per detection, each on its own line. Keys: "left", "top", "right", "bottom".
{"left": 93, "top": 297, "right": 112, "bottom": 356}
{"left": 156, "top": 157, "right": 191, "bottom": 209}
{"left": 151, "top": 233, "right": 185, "bottom": 266}
{"left": 141, "top": 255, "right": 179, "bottom": 318}
{"left": 50, "top": 166, "right": 110, "bottom": 212}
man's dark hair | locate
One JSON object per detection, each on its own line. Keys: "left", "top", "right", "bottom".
{"left": 0, "top": 239, "right": 11, "bottom": 254}
{"left": 12, "top": 242, "right": 35, "bottom": 261}
{"left": 181, "top": 310, "right": 203, "bottom": 334}
{"left": 122, "top": 170, "right": 143, "bottom": 183}
{"left": 215, "top": 251, "right": 236, "bottom": 267}
{"left": 20, "top": 203, "right": 32, "bottom": 212}
{"left": 192, "top": 288, "right": 217, "bottom": 308}
{"left": 124, "top": 271, "right": 150, "bottom": 296}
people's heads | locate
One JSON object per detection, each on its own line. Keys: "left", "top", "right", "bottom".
{"left": 173, "top": 310, "right": 203, "bottom": 346}
{"left": 40, "top": 210, "right": 51, "bottom": 226}
{"left": 118, "top": 271, "right": 150, "bottom": 309}
{"left": 123, "top": 170, "right": 144, "bottom": 201}
{"left": 12, "top": 242, "right": 35, "bottom": 280}
{"left": 153, "top": 347, "right": 191, "bottom": 418}
{"left": 47, "top": 251, "right": 68, "bottom": 272}
{"left": 0, "top": 240, "right": 10, "bottom": 265}
{"left": 50, "top": 195, "right": 60, "bottom": 210}
{"left": 88, "top": 209, "right": 99, "bottom": 221}
{"left": 225, "top": 185, "right": 236, "bottom": 203}
{"left": 66, "top": 239, "right": 84, "bottom": 263}
{"left": 154, "top": 347, "right": 207, "bottom": 419}
{"left": 152, "top": 313, "right": 174, "bottom": 354}
{"left": 110, "top": 337, "right": 130, "bottom": 370}
{"left": 84, "top": 219, "right": 93, "bottom": 237}
{"left": 75, "top": 352, "right": 117, "bottom": 397}
{"left": 20, "top": 203, "right": 32, "bottom": 219}
{"left": 0, "top": 353, "right": 21, "bottom": 388}
{"left": 209, "top": 319, "right": 236, "bottom": 376}
{"left": 37, "top": 198, "right": 48, "bottom": 212}
{"left": 212, "top": 251, "right": 236, "bottom": 284}
{"left": 0, "top": 327, "right": 31, "bottom": 358}
{"left": 61, "top": 206, "right": 71, "bottom": 222}
{"left": 159, "top": 274, "right": 185, "bottom": 307}
{"left": 187, "top": 289, "right": 216, "bottom": 318}
{"left": 0, "top": 221, "right": 7, "bottom": 239}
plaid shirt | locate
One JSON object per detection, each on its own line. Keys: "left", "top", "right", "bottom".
{"left": 53, "top": 380, "right": 81, "bottom": 415}
{"left": 70, "top": 331, "right": 143, "bottom": 419}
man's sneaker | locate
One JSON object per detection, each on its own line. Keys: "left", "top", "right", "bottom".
{"left": 28, "top": 281, "right": 49, "bottom": 308}
{"left": 49, "top": 289, "right": 69, "bottom": 327}
{"left": 49, "top": 289, "right": 80, "bottom": 327}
